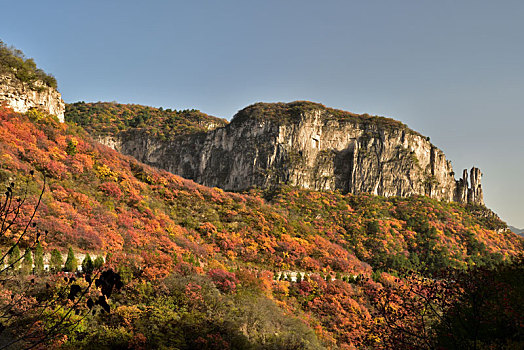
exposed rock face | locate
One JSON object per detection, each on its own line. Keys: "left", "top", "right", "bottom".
{"left": 0, "top": 73, "right": 65, "bottom": 122}
{"left": 98, "top": 101, "right": 484, "bottom": 205}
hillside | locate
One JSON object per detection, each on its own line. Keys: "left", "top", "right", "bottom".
{"left": 1, "top": 106, "right": 522, "bottom": 348}
{"left": 65, "top": 101, "right": 228, "bottom": 139}
{"left": 67, "top": 101, "right": 485, "bottom": 205}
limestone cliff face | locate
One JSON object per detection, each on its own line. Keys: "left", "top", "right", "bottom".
{"left": 0, "top": 73, "right": 65, "bottom": 122}
{"left": 98, "top": 102, "right": 484, "bottom": 205}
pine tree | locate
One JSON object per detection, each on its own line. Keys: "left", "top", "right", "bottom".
{"left": 93, "top": 256, "right": 104, "bottom": 269}
{"left": 34, "top": 242, "right": 44, "bottom": 274}
{"left": 50, "top": 249, "right": 63, "bottom": 273}
{"left": 21, "top": 248, "right": 33, "bottom": 275}
{"left": 8, "top": 244, "right": 21, "bottom": 273}
{"left": 297, "top": 272, "right": 304, "bottom": 283}
{"left": 81, "top": 253, "right": 94, "bottom": 274}
{"left": 64, "top": 247, "right": 77, "bottom": 272}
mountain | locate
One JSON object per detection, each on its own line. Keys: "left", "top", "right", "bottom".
{"left": 1, "top": 106, "right": 522, "bottom": 348}
{"left": 1, "top": 43, "right": 522, "bottom": 349}
{"left": 67, "top": 101, "right": 484, "bottom": 205}
{"left": 0, "top": 40, "right": 65, "bottom": 121}
{"left": 509, "top": 225, "right": 524, "bottom": 236}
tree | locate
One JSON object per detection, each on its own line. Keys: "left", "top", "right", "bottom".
{"left": 64, "top": 246, "right": 77, "bottom": 272}
{"left": 8, "top": 244, "right": 21, "bottom": 273}
{"left": 298, "top": 272, "right": 304, "bottom": 283}
{"left": 82, "top": 253, "right": 94, "bottom": 274}
{"left": 93, "top": 255, "right": 104, "bottom": 269}
{"left": 34, "top": 241, "right": 44, "bottom": 274}
{"left": 0, "top": 172, "right": 123, "bottom": 349}
{"left": 20, "top": 248, "right": 33, "bottom": 275}
{"left": 65, "top": 138, "right": 78, "bottom": 156}
{"left": 50, "top": 248, "right": 63, "bottom": 273}
{"left": 366, "top": 260, "right": 524, "bottom": 350}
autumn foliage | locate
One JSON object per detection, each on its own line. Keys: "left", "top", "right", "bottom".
{"left": 0, "top": 106, "right": 522, "bottom": 348}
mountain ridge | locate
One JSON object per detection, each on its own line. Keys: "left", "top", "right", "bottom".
{"left": 67, "top": 100, "right": 485, "bottom": 206}
{"left": 509, "top": 225, "right": 524, "bottom": 236}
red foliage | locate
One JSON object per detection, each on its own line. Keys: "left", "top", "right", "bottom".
{"left": 99, "top": 182, "right": 122, "bottom": 200}
{"left": 207, "top": 268, "right": 239, "bottom": 293}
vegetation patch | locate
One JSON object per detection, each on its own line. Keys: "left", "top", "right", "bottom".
{"left": 65, "top": 101, "right": 228, "bottom": 140}
{"left": 0, "top": 40, "right": 57, "bottom": 89}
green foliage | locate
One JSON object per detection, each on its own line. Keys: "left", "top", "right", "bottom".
{"left": 93, "top": 256, "right": 104, "bottom": 269}
{"left": 8, "top": 244, "right": 21, "bottom": 272}
{"left": 367, "top": 220, "right": 380, "bottom": 235}
{"left": 20, "top": 248, "right": 33, "bottom": 275}
{"left": 64, "top": 246, "right": 77, "bottom": 272}
{"left": 50, "top": 248, "right": 63, "bottom": 273}
{"left": 65, "top": 101, "right": 228, "bottom": 140}
{"left": 66, "top": 138, "right": 78, "bottom": 156}
{"left": 34, "top": 242, "right": 44, "bottom": 274}
{"left": 81, "top": 253, "right": 94, "bottom": 274}
{"left": 0, "top": 40, "right": 57, "bottom": 88}
{"left": 65, "top": 273, "right": 323, "bottom": 350}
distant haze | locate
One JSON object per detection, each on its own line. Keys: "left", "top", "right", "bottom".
{"left": 1, "top": 0, "right": 523, "bottom": 227}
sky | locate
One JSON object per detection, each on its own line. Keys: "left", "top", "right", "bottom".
{"left": 1, "top": 0, "right": 523, "bottom": 227}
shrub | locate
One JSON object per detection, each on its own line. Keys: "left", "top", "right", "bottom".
{"left": 0, "top": 40, "right": 57, "bottom": 88}
{"left": 64, "top": 246, "right": 77, "bottom": 272}
{"left": 207, "top": 268, "right": 239, "bottom": 293}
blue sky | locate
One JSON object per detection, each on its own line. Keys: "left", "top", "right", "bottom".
{"left": 2, "top": 0, "right": 523, "bottom": 226}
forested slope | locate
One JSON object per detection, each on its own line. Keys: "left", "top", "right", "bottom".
{"left": 1, "top": 107, "right": 522, "bottom": 349}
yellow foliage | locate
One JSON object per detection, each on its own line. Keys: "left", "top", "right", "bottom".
{"left": 96, "top": 164, "right": 118, "bottom": 181}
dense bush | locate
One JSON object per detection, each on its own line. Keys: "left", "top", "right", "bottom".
{"left": 65, "top": 101, "right": 228, "bottom": 139}
{"left": 0, "top": 40, "right": 57, "bottom": 89}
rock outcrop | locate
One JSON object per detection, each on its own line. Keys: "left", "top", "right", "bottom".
{"left": 96, "top": 101, "right": 484, "bottom": 205}
{"left": 455, "top": 167, "right": 483, "bottom": 205}
{"left": 0, "top": 73, "right": 65, "bottom": 122}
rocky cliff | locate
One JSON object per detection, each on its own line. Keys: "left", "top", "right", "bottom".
{"left": 94, "top": 101, "right": 484, "bottom": 205}
{"left": 0, "top": 72, "right": 65, "bottom": 122}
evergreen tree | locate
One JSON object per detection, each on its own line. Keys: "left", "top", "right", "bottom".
{"left": 34, "top": 242, "right": 44, "bottom": 274}
{"left": 50, "top": 249, "right": 63, "bottom": 273}
{"left": 93, "top": 256, "right": 104, "bottom": 269}
{"left": 81, "top": 253, "right": 94, "bottom": 274}
{"left": 21, "top": 248, "right": 33, "bottom": 275}
{"left": 8, "top": 244, "right": 21, "bottom": 272}
{"left": 64, "top": 247, "right": 77, "bottom": 272}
